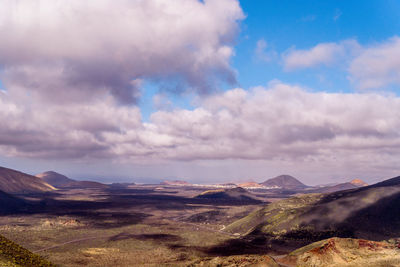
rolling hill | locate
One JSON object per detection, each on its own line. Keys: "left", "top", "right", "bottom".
{"left": 313, "top": 178, "right": 368, "bottom": 193}
{"left": 36, "top": 171, "right": 108, "bottom": 189}
{"left": 226, "top": 175, "right": 400, "bottom": 244}
{"left": 196, "top": 187, "right": 261, "bottom": 203}
{"left": 261, "top": 175, "right": 307, "bottom": 189}
{"left": 0, "top": 166, "right": 55, "bottom": 194}
{"left": 35, "top": 171, "right": 75, "bottom": 187}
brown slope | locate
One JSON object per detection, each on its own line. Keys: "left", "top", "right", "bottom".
{"left": 0, "top": 166, "right": 55, "bottom": 194}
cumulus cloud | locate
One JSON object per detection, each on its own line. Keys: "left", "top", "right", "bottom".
{"left": 283, "top": 40, "right": 359, "bottom": 70}
{"left": 0, "top": 0, "right": 244, "bottom": 104}
{"left": 1, "top": 81, "right": 400, "bottom": 178}
{"left": 349, "top": 36, "right": 400, "bottom": 89}
{"left": 254, "top": 39, "right": 276, "bottom": 62}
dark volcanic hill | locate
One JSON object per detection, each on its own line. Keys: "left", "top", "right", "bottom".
{"left": 261, "top": 175, "right": 307, "bottom": 189}
{"left": 0, "top": 166, "right": 55, "bottom": 194}
{"left": 227, "top": 175, "right": 400, "bottom": 244}
{"left": 36, "top": 171, "right": 108, "bottom": 189}
{"left": 196, "top": 187, "right": 261, "bottom": 203}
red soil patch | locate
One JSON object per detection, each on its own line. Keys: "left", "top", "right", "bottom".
{"left": 309, "top": 238, "right": 340, "bottom": 255}
{"left": 358, "top": 239, "right": 391, "bottom": 251}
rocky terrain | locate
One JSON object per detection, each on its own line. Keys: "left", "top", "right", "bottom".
{"left": 189, "top": 254, "right": 280, "bottom": 267}
{"left": 279, "top": 237, "right": 400, "bottom": 267}
{"left": 0, "top": 165, "right": 399, "bottom": 266}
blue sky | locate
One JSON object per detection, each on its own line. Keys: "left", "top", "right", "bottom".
{"left": 1, "top": 0, "right": 400, "bottom": 184}
{"left": 235, "top": 0, "right": 400, "bottom": 88}
{"left": 138, "top": 0, "right": 400, "bottom": 121}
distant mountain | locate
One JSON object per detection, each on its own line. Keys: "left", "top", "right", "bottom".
{"left": 314, "top": 178, "right": 368, "bottom": 193}
{"left": 237, "top": 182, "right": 263, "bottom": 188}
{"left": 350, "top": 179, "right": 368, "bottom": 187}
{"left": 109, "top": 182, "right": 136, "bottom": 188}
{"left": 226, "top": 175, "right": 400, "bottom": 243}
{"left": 36, "top": 171, "right": 108, "bottom": 189}
{"left": 0, "top": 166, "right": 55, "bottom": 194}
{"left": 316, "top": 182, "right": 358, "bottom": 193}
{"left": 219, "top": 183, "right": 237, "bottom": 187}
{"left": 36, "top": 171, "right": 75, "bottom": 187}
{"left": 72, "top": 180, "right": 108, "bottom": 189}
{"left": 279, "top": 237, "right": 400, "bottom": 267}
{"left": 161, "top": 180, "right": 191, "bottom": 186}
{"left": 196, "top": 187, "right": 261, "bottom": 203}
{"left": 261, "top": 175, "right": 307, "bottom": 189}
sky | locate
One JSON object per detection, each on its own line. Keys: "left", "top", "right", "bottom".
{"left": 1, "top": 0, "right": 400, "bottom": 185}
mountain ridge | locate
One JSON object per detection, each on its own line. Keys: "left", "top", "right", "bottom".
{"left": 36, "top": 171, "right": 108, "bottom": 189}
{"left": 0, "top": 166, "right": 55, "bottom": 194}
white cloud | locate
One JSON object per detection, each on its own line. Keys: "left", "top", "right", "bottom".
{"left": 349, "top": 36, "right": 400, "bottom": 90}
{"left": 2, "top": 81, "right": 400, "bottom": 178}
{"left": 254, "top": 39, "right": 276, "bottom": 62}
{"left": 0, "top": 0, "right": 244, "bottom": 104}
{"left": 282, "top": 40, "right": 359, "bottom": 71}
{"left": 1, "top": 1, "right": 400, "bottom": 182}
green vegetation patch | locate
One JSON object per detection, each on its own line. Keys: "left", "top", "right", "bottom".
{"left": 0, "top": 234, "right": 55, "bottom": 267}
{"left": 226, "top": 193, "right": 323, "bottom": 235}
